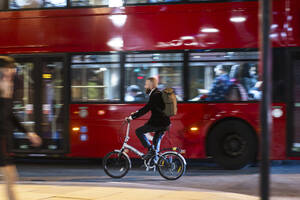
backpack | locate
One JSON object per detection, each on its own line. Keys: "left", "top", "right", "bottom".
{"left": 161, "top": 88, "right": 177, "bottom": 117}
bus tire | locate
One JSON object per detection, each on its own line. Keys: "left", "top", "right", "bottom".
{"left": 208, "top": 120, "right": 257, "bottom": 170}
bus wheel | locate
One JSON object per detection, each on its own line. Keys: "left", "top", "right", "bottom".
{"left": 208, "top": 120, "right": 257, "bottom": 170}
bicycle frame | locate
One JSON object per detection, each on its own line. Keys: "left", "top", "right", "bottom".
{"left": 120, "top": 121, "right": 144, "bottom": 158}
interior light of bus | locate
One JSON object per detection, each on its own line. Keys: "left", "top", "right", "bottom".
{"left": 230, "top": 17, "right": 246, "bottom": 23}
{"left": 107, "top": 37, "right": 123, "bottom": 50}
{"left": 43, "top": 74, "right": 52, "bottom": 79}
{"left": 190, "top": 127, "right": 199, "bottom": 131}
{"left": 271, "top": 24, "right": 278, "bottom": 29}
{"left": 137, "top": 76, "right": 144, "bottom": 80}
{"left": 201, "top": 28, "right": 219, "bottom": 33}
{"left": 72, "top": 127, "right": 80, "bottom": 131}
{"left": 109, "top": 15, "right": 127, "bottom": 27}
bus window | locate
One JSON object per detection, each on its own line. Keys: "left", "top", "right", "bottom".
{"left": 189, "top": 51, "right": 259, "bottom": 102}
{"left": 71, "top": 0, "right": 108, "bottom": 6}
{"left": 9, "top": 0, "right": 67, "bottom": 9}
{"left": 70, "top": 0, "right": 182, "bottom": 7}
{"left": 125, "top": 53, "right": 183, "bottom": 102}
{"left": 0, "top": 0, "right": 7, "bottom": 10}
{"left": 188, "top": 0, "right": 233, "bottom": 2}
{"left": 13, "top": 62, "right": 36, "bottom": 140}
{"left": 126, "top": 0, "right": 181, "bottom": 4}
{"left": 71, "top": 54, "right": 120, "bottom": 102}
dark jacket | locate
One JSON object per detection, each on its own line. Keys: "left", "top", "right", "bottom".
{"left": 131, "top": 88, "right": 170, "bottom": 127}
{"left": 0, "top": 97, "right": 27, "bottom": 137}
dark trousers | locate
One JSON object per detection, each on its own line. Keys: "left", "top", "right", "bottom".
{"left": 135, "top": 124, "right": 167, "bottom": 150}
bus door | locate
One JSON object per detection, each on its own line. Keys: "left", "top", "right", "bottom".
{"left": 11, "top": 56, "right": 69, "bottom": 155}
{"left": 288, "top": 50, "right": 300, "bottom": 156}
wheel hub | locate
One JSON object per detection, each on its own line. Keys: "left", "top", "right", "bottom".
{"left": 223, "top": 134, "right": 247, "bottom": 157}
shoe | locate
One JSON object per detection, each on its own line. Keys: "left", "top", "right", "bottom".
{"left": 143, "top": 146, "right": 155, "bottom": 160}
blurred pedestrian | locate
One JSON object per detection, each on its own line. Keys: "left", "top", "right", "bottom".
{"left": 0, "top": 56, "right": 42, "bottom": 200}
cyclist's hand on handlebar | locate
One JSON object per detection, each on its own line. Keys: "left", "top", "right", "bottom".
{"left": 125, "top": 116, "right": 132, "bottom": 122}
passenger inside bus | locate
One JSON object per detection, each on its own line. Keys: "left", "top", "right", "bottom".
{"left": 205, "top": 64, "right": 231, "bottom": 101}
{"left": 125, "top": 85, "right": 146, "bottom": 102}
{"left": 226, "top": 64, "right": 248, "bottom": 101}
{"left": 189, "top": 62, "right": 262, "bottom": 102}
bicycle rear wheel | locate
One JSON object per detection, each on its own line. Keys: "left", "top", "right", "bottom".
{"left": 103, "top": 150, "right": 131, "bottom": 178}
{"left": 157, "top": 152, "right": 186, "bottom": 180}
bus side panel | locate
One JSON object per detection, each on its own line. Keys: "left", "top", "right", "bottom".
{"left": 68, "top": 104, "right": 209, "bottom": 159}
{"left": 1, "top": 1, "right": 300, "bottom": 54}
{"left": 68, "top": 103, "right": 286, "bottom": 159}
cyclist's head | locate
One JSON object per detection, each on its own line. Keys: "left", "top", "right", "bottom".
{"left": 145, "top": 77, "right": 158, "bottom": 94}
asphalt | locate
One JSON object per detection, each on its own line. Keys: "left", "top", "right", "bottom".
{"left": 0, "top": 159, "right": 299, "bottom": 200}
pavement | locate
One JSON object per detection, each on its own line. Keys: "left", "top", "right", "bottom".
{"left": 0, "top": 182, "right": 259, "bottom": 200}
{"left": 1, "top": 160, "right": 300, "bottom": 200}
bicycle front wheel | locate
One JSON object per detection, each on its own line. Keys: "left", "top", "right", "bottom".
{"left": 157, "top": 152, "right": 186, "bottom": 180}
{"left": 103, "top": 150, "right": 131, "bottom": 178}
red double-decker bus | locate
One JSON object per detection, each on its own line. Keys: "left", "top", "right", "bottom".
{"left": 0, "top": 0, "right": 299, "bottom": 169}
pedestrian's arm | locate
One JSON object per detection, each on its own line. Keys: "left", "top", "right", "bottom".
{"left": 11, "top": 113, "right": 27, "bottom": 133}
{"left": 11, "top": 113, "right": 42, "bottom": 147}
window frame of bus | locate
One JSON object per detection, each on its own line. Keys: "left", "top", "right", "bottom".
{"left": 70, "top": 0, "right": 184, "bottom": 8}
{"left": 0, "top": 0, "right": 258, "bottom": 11}
{"left": 188, "top": 49, "right": 260, "bottom": 103}
{"left": 69, "top": 0, "right": 254, "bottom": 8}
{"left": 124, "top": 51, "right": 185, "bottom": 103}
{"left": 70, "top": 52, "right": 122, "bottom": 103}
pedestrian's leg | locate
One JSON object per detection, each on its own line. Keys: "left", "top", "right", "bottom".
{"left": 135, "top": 125, "right": 153, "bottom": 148}
{"left": 1, "top": 165, "right": 19, "bottom": 200}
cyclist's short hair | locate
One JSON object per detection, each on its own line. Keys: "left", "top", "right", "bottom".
{"left": 146, "top": 77, "right": 158, "bottom": 87}
{"left": 0, "top": 56, "right": 16, "bottom": 68}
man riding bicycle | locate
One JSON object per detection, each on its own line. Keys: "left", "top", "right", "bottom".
{"left": 126, "top": 77, "right": 170, "bottom": 160}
